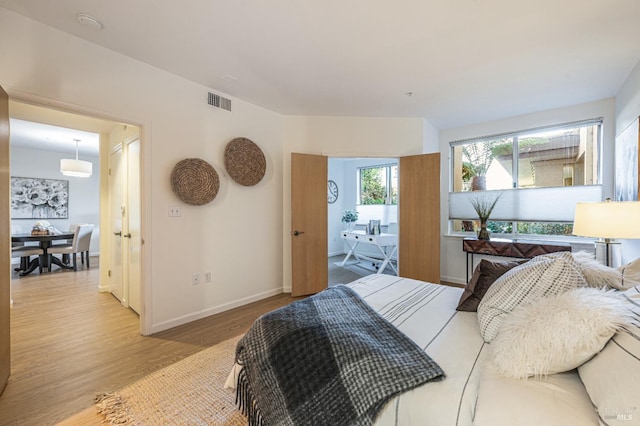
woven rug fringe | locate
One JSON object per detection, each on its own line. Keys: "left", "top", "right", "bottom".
{"left": 95, "top": 392, "right": 134, "bottom": 425}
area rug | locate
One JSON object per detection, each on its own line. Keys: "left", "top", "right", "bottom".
{"left": 95, "top": 336, "right": 245, "bottom": 425}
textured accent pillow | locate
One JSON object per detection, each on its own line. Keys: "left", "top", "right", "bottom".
{"left": 456, "top": 259, "right": 527, "bottom": 312}
{"left": 491, "top": 288, "right": 632, "bottom": 379}
{"left": 571, "top": 250, "right": 623, "bottom": 289}
{"left": 578, "top": 285, "right": 640, "bottom": 423}
{"left": 477, "top": 252, "right": 586, "bottom": 342}
{"left": 618, "top": 257, "right": 640, "bottom": 290}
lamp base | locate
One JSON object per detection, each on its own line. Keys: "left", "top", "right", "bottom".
{"left": 594, "top": 239, "right": 621, "bottom": 268}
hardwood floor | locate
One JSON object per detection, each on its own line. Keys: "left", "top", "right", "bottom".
{"left": 0, "top": 262, "right": 300, "bottom": 425}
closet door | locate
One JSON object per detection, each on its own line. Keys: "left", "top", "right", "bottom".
{"left": 126, "top": 139, "right": 141, "bottom": 313}
{"left": 108, "top": 144, "right": 124, "bottom": 303}
{"left": 399, "top": 153, "right": 440, "bottom": 282}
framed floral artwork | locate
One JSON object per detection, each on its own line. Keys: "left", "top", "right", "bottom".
{"left": 11, "top": 176, "right": 69, "bottom": 219}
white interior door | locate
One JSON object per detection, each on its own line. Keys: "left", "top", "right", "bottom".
{"left": 126, "top": 138, "right": 141, "bottom": 313}
{"left": 109, "top": 144, "right": 124, "bottom": 303}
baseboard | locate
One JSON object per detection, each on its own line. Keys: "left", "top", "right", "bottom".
{"left": 149, "top": 287, "right": 284, "bottom": 334}
{"left": 441, "top": 274, "right": 466, "bottom": 286}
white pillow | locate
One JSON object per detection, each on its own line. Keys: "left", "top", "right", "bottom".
{"left": 491, "top": 288, "right": 632, "bottom": 379}
{"left": 477, "top": 252, "right": 585, "bottom": 342}
{"left": 571, "top": 250, "right": 623, "bottom": 289}
{"left": 617, "top": 257, "right": 640, "bottom": 290}
{"left": 578, "top": 285, "right": 640, "bottom": 424}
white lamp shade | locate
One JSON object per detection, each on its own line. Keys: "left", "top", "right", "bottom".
{"left": 573, "top": 201, "right": 640, "bottom": 239}
{"left": 60, "top": 158, "right": 93, "bottom": 177}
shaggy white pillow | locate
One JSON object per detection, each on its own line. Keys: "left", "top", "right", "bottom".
{"left": 571, "top": 251, "right": 623, "bottom": 289}
{"left": 491, "top": 287, "right": 632, "bottom": 379}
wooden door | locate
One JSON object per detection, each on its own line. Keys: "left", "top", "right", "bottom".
{"left": 399, "top": 153, "right": 441, "bottom": 282}
{"left": 126, "top": 138, "right": 141, "bottom": 313}
{"left": 109, "top": 145, "right": 124, "bottom": 303}
{"left": 291, "top": 153, "right": 328, "bottom": 296}
{"left": 0, "top": 85, "right": 10, "bottom": 395}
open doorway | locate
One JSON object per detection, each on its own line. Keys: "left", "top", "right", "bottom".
{"left": 8, "top": 100, "right": 141, "bottom": 315}
{"left": 327, "top": 157, "right": 399, "bottom": 285}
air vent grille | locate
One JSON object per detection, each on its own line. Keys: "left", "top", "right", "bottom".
{"left": 208, "top": 92, "right": 232, "bottom": 112}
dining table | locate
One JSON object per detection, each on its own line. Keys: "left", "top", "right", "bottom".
{"left": 11, "top": 232, "right": 75, "bottom": 276}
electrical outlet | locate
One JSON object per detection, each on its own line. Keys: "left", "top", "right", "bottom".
{"left": 204, "top": 272, "right": 211, "bottom": 283}
{"left": 169, "top": 206, "right": 181, "bottom": 217}
{"left": 192, "top": 273, "right": 200, "bottom": 286}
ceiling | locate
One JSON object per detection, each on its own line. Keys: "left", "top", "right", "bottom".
{"left": 8, "top": 101, "right": 120, "bottom": 156}
{"left": 2, "top": 0, "right": 640, "bottom": 130}
{"left": 10, "top": 118, "right": 100, "bottom": 156}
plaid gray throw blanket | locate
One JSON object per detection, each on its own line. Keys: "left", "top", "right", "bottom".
{"left": 235, "top": 285, "right": 445, "bottom": 426}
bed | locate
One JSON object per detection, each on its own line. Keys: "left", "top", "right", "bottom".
{"left": 228, "top": 252, "right": 640, "bottom": 425}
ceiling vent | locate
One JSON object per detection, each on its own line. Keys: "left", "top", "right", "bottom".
{"left": 208, "top": 92, "right": 232, "bottom": 112}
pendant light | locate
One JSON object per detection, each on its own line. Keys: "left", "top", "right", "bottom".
{"left": 60, "top": 139, "right": 93, "bottom": 178}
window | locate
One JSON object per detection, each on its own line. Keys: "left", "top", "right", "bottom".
{"left": 449, "top": 119, "right": 603, "bottom": 237}
{"left": 358, "top": 164, "right": 398, "bottom": 205}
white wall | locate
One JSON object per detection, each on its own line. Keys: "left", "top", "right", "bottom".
{"left": 328, "top": 158, "right": 346, "bottom": 256}
{"left": 615, "top": 59, "right": 640, "bottom": 263}
{"left": 10, "top": 146, "right": 100, "bottom": 255}
{"left": 0, "top": 9, "right": 285, "bottom": 334}
{"left": 439, "top": 98, "right": 616, "bottom": 284}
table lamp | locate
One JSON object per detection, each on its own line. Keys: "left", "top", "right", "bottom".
{"left": 573, "top": 199, "right": 640, "bottom": 267}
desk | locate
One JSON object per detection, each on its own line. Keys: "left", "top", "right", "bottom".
{"left": 462, "top": 238, "right": 572, "bottom": 282}
{"left": 340, "top": 230, "right": 398, "bottom": 275}
{"left": 11, "top": 233, "right": 75, "bottom": 276}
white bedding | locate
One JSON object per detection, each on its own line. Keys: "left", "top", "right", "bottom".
{"left": 347, "top": 274, "right": 486, "bottom": 426}
{"left": 228, "top": 274, "right": 598, "bottom": 425}
{"left": 349, "top": 274, "right": 597, "bottom": 426}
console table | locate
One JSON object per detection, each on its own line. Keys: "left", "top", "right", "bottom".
{"left": 462, "top": 238, "right": 571, "bottom": 282}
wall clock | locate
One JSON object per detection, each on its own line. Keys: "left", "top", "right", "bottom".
{"left": 328, "top": 180, "right": 339, "bottom": 204}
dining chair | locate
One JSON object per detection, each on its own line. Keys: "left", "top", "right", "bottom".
{"left": 11, "top": 245, "right": 44, "bottom": 273}
{"left": 48, "top": 224, "right": 94, "bottom": 271}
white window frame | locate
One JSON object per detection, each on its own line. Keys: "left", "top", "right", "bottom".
{"left": 448, "top": 119, "right": 604, "bottom": 238}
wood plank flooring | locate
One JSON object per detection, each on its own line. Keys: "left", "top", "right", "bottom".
{"left": 0, "top": 263, "right": 300, "bottom": 425}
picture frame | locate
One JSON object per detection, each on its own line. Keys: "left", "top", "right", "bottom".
{"left": 11, "top": 176, "right": 69, "bottom": 219}
{"left": 614, "top": 117, "right": 640, "bottom": 201}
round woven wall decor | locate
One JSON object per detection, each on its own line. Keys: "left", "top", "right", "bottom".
{"left": 224, "top": 137, "right": 266, "bottom": 186}
{"left": 170, "top": 158, "right": 220, "bottom": 206}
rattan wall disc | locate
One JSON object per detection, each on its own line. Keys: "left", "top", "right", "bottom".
{"left": 224, "top": 137, "right": 266, "bottom": 186}
{"left": 170, "top": 158, "right": 220, "bottom": 205}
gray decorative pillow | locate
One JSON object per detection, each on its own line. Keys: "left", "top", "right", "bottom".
{"left": 477, "top": 252, "right": 586, "bottom": 342}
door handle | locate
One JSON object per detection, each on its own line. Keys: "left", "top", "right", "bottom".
{"left": 292, "top": 230, "right": 305, "bottom": 236}
{"left": 113, "top": 231, "right": 122, "bottom": 236}
{"left": 123, "top": 233, "right": 132, "bottom": 238}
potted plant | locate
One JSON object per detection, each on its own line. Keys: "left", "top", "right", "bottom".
{"left": 341, "top": 209, "right": 359, "bottom": 230}
{"left": 469, "top": 192, "right": 502, "bottom": 240}
{"left": 462, "top": 141, "right": 499, "bottom": 191}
